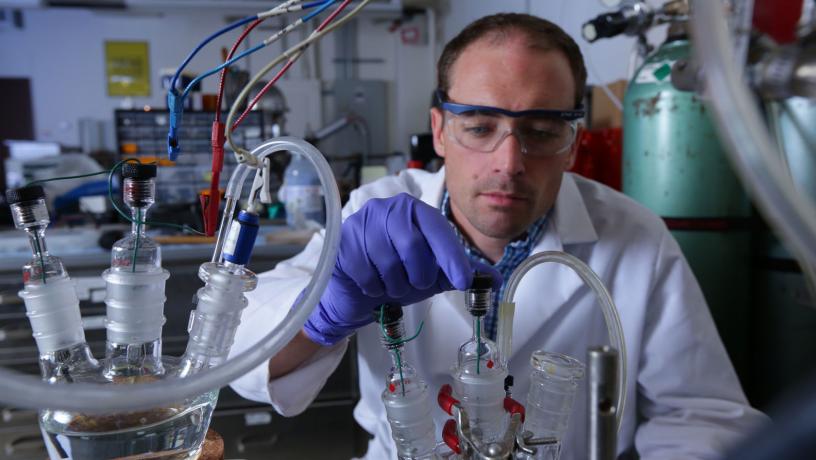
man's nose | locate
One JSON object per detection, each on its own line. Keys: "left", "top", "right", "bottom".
{"left": 491, "top": 131, "right": 526, "bottom": 175}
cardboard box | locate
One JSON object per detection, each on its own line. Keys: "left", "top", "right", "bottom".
{"left": 590, "top": 80, "right": 627, "bottom": 129}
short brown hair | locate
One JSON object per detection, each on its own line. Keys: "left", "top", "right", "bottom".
{"left": 437, "top": 13, "right": 587, "bottom": 108}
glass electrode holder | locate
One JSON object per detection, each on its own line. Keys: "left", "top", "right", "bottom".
{"left": 104, "top": 163, "right": 168, "bottom": 379}
{"left": 8, "top": 185, "right": 67, "bottom": 284}
{"left": 452, "top": 272, "right": 508, "bottom": 445}
{"left": 177, "top": 261, "right": 258, "bottom": 378}
{"left": 110, "top": 163, "right": 161, "bottom": 274}
{"left": 523, "top": 351, "right": 585, "bottom": 460}
{"left": 6, "top": 185, "right": 100, "bottom": 384}
{"left": 377, "top": 304, "right": 436, "bottom": 460}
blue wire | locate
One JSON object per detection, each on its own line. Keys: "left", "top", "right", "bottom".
{"left": 170, "top": 14, "right": 258, "bottom": 91}
{"left": 303, "top": 0, "right": 328, "bottom": 8}
{"left": 182, "top": 43, "right": 266, "bottom": 99}
{"left": 302, "top": 0, "right": 338, "bottom": 22}
{"left": 179, "top": 0, "right": 337, "bottom": 100}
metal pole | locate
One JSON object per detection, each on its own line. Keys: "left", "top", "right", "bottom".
{"left": 588, "top": 346, "right": 618, "bottom": 460}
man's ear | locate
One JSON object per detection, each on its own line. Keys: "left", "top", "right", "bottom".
{"left": 430, "top": 107, "right": 446, "bottom": 158}
{"left": 563, "top": 125, "right": 583, "bottom": 170}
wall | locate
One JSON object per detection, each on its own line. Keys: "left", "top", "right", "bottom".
{"left": 0, "top": 6, "right": 434, "bottom": 155}
{"left": 0, "top": 2, "right": 657, "bottom": 155}
{"left": 439, "top": 0, "right": 668, "bottom": 85}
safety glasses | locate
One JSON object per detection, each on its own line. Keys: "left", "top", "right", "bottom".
{"left": 435, "top": 90, "right": 585, "bottom": 157}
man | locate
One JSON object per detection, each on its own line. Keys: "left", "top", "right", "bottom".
{"left": 229, "top": 13, "right": 766, "bottom": 459}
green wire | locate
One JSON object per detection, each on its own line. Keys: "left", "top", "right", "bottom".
{"left": 394, "top": 348, "right": 405, "bottom": 396}
{"left": 106, "top": 159, "right": 205, "bottom": 235}
{"left": 132, "top": 207, "right": 142, "bottom": 272}
{"left": 378, "top": 305, "right": 424, "bottom": 346}
{"left": 476, "top": 316, "right": 481, "bottom": 375}
{"left": 23, "top": 169, "right": 110, "bottom": 283}
{"left": 34, "top": 231, "right": 46, "bottom": 284}
{"left": 26, "top": 170, "right": 109, "bottom": 187}
{"left": 378, "top": 305, "right": 425, "bottom": 397}
{"left": 22, "top": 158, "right": 204, "bottom": 235}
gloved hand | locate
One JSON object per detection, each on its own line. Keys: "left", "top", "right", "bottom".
{"left": 303, "top": 193, "right": 501, "bottom": 346}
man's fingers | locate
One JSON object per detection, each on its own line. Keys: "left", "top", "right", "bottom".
{"left": 410, "top": 196, "right": 473, "bottom": 291}
{"left": 338, "top": 212, "right": 386, "bottom": 297}
{"left": 366, "top": 204, "right": 411, "bottom": 298}
{"left": 386, "top": 196, "right": 442, "bottom": 290}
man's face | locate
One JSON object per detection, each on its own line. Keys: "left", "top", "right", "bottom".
{"left": 431, "top": 34, "right": 578, "bottom": 241}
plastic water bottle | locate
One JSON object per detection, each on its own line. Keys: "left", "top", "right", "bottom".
{"left": 278, "top": 153, "right": 325, "bottom": 228}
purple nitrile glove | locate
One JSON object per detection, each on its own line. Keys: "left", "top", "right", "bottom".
{"left": 303, "top": 193, "right": 501, "bottom": 346}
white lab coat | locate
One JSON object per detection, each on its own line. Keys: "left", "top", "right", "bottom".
{"left": 229, "top": 168, "right": 767, "bottom": 459}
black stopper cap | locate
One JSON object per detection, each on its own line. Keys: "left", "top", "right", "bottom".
{"left": 122, "top": 163, "right": 157, "bottom": 179}
{"left": 470, "top": 271, "right": 494, "bottom": 290}
{"left": 6, "top": 185, "right": 45, "bottom": 204}
{"left": 504, "top": 375, "right": 515, "bottom": 392}
{"left": 374, "top": 303, "right": 403, "bottom": 323}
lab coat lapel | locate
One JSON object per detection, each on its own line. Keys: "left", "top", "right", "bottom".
{"left": 415, "top": 289, "right": 472, "bottom": 378}
{"left": 417, "top": 166, "right": 447, "bottom": 208}
{"left": 411, "top": 166, "right": 473, "bottom": 376}
{"left": 506, "top": 173, "right": 600, "bottom": 360}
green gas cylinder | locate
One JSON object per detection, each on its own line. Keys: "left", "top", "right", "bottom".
{"left": 767, "top": 97, "right": 816, "bottom": 202}
{"left": 752, "top": 97, "right": 816, "bottom": 407}
{"left": 622, "top": 32, "right": 752, "bottom": 385}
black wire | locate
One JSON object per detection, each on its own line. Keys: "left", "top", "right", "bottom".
{"left": 24, "top": 159, "right": 205, "bottom": 236}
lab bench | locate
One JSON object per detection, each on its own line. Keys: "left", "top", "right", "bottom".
{"left": 0, "top": 230, "right": 369, "bottom": 459}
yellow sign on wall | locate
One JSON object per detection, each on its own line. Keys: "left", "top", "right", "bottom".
{"left": 105, "top": 41, "right": 150, "bottom": 97}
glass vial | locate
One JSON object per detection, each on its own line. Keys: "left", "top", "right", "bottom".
{"left": 6, "top": 185, "right": 98, "bottom": 383}
{"left": 103, "top": 163, "right": 168, "bottom": 380}
{"left": 378, "top": 304, "right": 436, "bottom": 460}
{"left": 110, "top": 163, "right": 161, "bottom": 273}
{"left": 452, "top": 272, "right": 508, "bottom": 444}
{"left": 524, "top": 350, "right": 585, "bottom": 460}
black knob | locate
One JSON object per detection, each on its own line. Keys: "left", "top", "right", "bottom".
{"left": 470, "top": 271, "right": 494, "bottom": 290}
{"left": 374, "top": 303, "right": 403, "bottom": 323}
{"left": 582, "top": 11, "right": 629, "bottom": 42}
{"left": 122, "top": 162, "right": 157, "bottom": 180}
{"left": 5, "top": 185, "right": 45, "bottom": 204}
{"left": 504, "top": 375, "right": 515, "bottom": 393}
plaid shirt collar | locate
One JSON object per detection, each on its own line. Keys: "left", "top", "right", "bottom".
{"left": 440, "top": 190, "right": 548, "bottom": 265}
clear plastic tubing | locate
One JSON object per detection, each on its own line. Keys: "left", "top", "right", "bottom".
{"left": 497, "top": 251, "right": 627, "bottom": 431}
{"left": 689, "top": 0, "right": 816, "bottom": 279}
{"left": 0, "top": 137, "right": 342, "bottom": 412}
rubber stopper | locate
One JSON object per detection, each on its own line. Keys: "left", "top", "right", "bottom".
{"left": 470, "top": 271, "right": 494, "bottom": 290}
{"left": 122, "top": 162, "right": 157, "bottom": 179}
{"left": 6, "top": 185, "right": 45, "bottom": 204}
{"left": 373, "top": 303, "right": 403, "bottom": 323}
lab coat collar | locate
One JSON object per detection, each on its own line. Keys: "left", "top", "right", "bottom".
{"left": 548, "top": 172, "right": 599, "bottom": 248}
{"left": 418, "top": 167, "right": 599, "bottom": 251}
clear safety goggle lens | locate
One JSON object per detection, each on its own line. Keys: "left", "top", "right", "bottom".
{"left": 445, "top": 111, "right": 577, "bottom": 156}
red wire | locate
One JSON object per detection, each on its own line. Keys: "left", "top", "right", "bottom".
{"left": 232, "top": 59, "right": 295, "bottom": 130}
{"left": 315, "top": 0, "right": 354, "bottom": 32}
{"left": 231, "top": 0, "right": 354, "bottom": 131}
{"left": 204, "top": 18, "right": 263, "bottom": 236}
{"left": 215, "top": 18, "right": 265, "bottom": 124}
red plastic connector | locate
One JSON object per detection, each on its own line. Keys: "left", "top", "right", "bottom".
{"left": 442, "top": 419, "right": 461, "bottom": 454}
{"left": 504, "top": 396, "right": 526, "bottom": 423}
{"left": 438, "top": 384, "right": 459, "bottom": 416}
{"left": 203, "top": 121, "right": 226, "bottom": 236}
